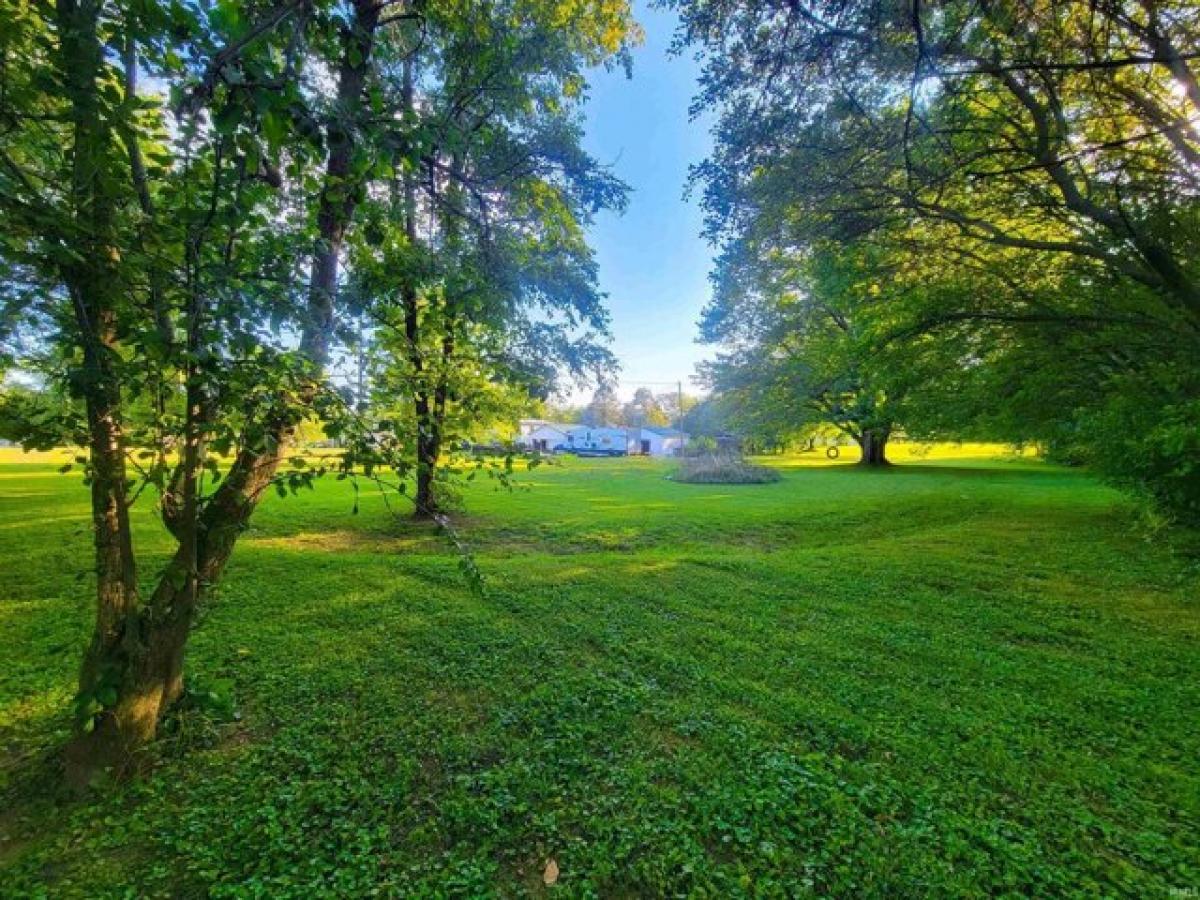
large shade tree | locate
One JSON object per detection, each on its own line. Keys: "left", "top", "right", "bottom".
{"left": 675, "top": 0, "right": 1200, "bottom": 514}
{"left": 700, "top": 234, "right": 906, "bottom": 464}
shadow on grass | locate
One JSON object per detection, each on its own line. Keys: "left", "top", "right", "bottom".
{"left": 767, "top": 458, "right": 1073, "bottom": 479}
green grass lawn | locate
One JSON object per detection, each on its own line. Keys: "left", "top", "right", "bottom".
{"left": 1, "top": 448, "right": 1198, "bottom": 897}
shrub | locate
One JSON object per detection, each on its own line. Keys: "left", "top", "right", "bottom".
{"left": 1073, "top": 373, "right": 1200, "bottom": 525}
{"left": 685, "top": 435, "right": 718, "bottom": 456}
{"left": 672, "top": 454, "right": 781, "bottom": 484}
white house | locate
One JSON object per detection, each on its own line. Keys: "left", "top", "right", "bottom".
{"left": 629, "top": 426, "right": 688, "bottom": 457}
{"left": 523, "top": 421, "right": 573, "bottom": 452}
{"left": 516, "top": 419, "right": 689, "bottom": 457}
{"left": 517, "top": 419, "right": 549, "bottom": 441}
{"left": 567, "top": 425, "right": 628, "bottom": 452}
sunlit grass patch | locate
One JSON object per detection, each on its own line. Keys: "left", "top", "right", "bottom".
{"left": 0, "top": 445, "right": 1197, "bottom": 895}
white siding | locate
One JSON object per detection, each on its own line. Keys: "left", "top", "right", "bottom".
{"left": 570, "top": 426, "right": 627, "bottom": 450}
{"left": 634, "top": 429, "right": 687, "bottom": 457}
{"left": 526, "top": 425, "right": 571, "bottom": 451}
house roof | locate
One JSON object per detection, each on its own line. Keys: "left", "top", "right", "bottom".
{"left": 525, "top": 422, "right": 688, "bottom": 440}
{"left": 527, "top": 423, "right": 572, "bottom": 437}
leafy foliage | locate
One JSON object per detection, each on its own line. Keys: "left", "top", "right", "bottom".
{"left": 675, "top": 0, "right": 1200, "bottom": 514}
{"left": 698, "top": 240, "right": 905, "bottom": 461}
{"left": 0, "top": 0, "right": 638, "bottom": 777}
{"left": 341, "top": 2, "right": 630, "bottom": 515}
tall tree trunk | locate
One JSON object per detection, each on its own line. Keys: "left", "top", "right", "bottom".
{"left": 857, "top": 428, "right": 890, "bottom": 466}
{"left": 414, "top": 324, "right": 455, "bottom": 519}
{"left": 413, "top": 401, "right": 439, "bottom": 518}
{"left": 397, "top": 53, "right": 441, "bottom": 519}
{"left": 57, "top": 0, "right": 147, "bottom": 786}
{"left": 188, "top": 0, "right": 381, "bottom": 570}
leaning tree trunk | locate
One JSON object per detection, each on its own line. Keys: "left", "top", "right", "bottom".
{"left": 857, "top": 428, "right": 890, "bottom": 466}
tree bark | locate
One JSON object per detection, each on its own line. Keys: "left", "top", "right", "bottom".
{"left": 857, "top": 428, "right": 890, "bottom": 466}
{"left": 413, "top": 408, "right": 440, "bottom": 518}
{"left": 414, "top": 323, "right": 455, "bottom": 519}
{"left": 57, "top": 0, "right": 146, "bottom": 786}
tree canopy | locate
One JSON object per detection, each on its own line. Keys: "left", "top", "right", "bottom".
{"left": 0, "top": 0, "right": 637, "bottom": 783}
{"left": 675, "top": 0, "right": 1200, "bottom": 507}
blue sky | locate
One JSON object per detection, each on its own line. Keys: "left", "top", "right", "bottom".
{"left": 578, "top": 2, "right": 715, "bottom": 401}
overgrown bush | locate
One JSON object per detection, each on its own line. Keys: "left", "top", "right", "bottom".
{"left": 684, "top": 435, "right": 718, "bottom": 456}
{"left": 1072, "top": 371, "right": 1200, "bottom": 525}
{"left": 672, "top": 454, "right": 781, "bottom": 484}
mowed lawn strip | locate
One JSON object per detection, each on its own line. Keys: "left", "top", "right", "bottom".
{"left": 0, "top": 449, "right": 1197, "bottom": 896}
